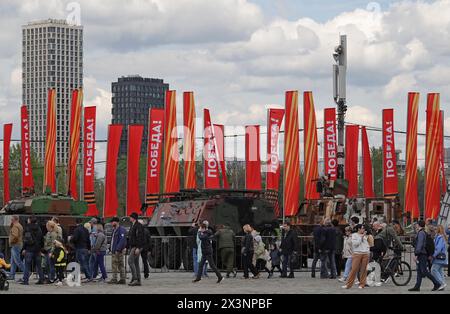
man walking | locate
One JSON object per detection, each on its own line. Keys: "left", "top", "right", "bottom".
{"left": 215, "top": 224, "right": 236, "bottom": 278}
{"left": 280, "top": 222, "right": 298, "bottom": 279}
{"left": 140, "top": 219, "right": 151, "bottom": 279}
{"left": 320, "top": 219, "right": 337, "bottom": 279}
{"left": 242, "top": 224, "right": 259, "bottom": 279}
{"left": 8, "top": 215, "right": 24, "bottom": 281}
{"left": 409, "top": 221, "right": 443, "bottom": 292}
{"left": 311, "top": 221, "right": 324, "bottom": 278}
{"left": 71, "top": 222, "right": 92, "bottom": 282}
{"left": 128, "top": 213, "right": 145, "bottom": 286}
{"left": 21, "top": 216, "right": 44, "bottom": 285}
{"left": 108, "top": 217, "right": 127, "bottom": 285}
{"left": 193, "top": 223, "right": 224, "bottom": 284}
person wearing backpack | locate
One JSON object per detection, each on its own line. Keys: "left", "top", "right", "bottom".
{"left": 431, "top": 225, "right": 448, "bottom": 291}
{"left": 409, "top": 220, "right": 442, "bottom": 292}
{"left": 21, "top": 216, "right": 45, "bottom": 285}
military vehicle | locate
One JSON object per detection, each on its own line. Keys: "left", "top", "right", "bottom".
{"left": 146, "top": 189, "right": 279, "bottom": 271}
{"left": 0, "top": 194, "right": 89, "bottom": 259}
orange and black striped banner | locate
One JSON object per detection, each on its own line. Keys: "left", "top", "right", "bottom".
{"left": 183, "top": 92, "right": 197, "bottom": 190}
{"left": 44, "top": 89, "right": 57, "bottom": 193}
{"left": 68, "top": 89, "right": 83, "bottom": 200}
{"left": 303, "top": 92, "right": 319, "bottom": 200}
{"left": 214, "top": 124, "right": 230, "bottom": 189}
{"left": 361, "top": 126, "right": 375, "bottom": 198}
{"left": 163, "top": 91, "right": 180, "bottom": 193}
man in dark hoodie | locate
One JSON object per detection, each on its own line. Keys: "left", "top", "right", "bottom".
{"left": 128, "top": 213, "right": 145, "bottom": 286}
{"left": 192, "top": 223, "right": 224, "bottom": 284}
{"left": 241, "top": 224, "right": 259, "bottom": 279}
{"left": 71, "top": 222, "right": 92, "bottom": 282}
{"left": 21, "top": 216, "right": 44, "bottom": 285}
{"left": 280, "top": 222, "right": 298, "bottom": 279}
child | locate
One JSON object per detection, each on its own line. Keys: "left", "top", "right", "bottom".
{"left": 269, "top": 243, "right": 282, "bottom": 278}
{"left": 51, "top": 240, "right": 67, "bottom": 286}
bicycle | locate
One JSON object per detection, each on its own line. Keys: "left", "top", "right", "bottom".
{"left": 367, "top": 249, "right": 412, "bottom": 287}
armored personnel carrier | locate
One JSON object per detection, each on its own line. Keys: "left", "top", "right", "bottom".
{"left": 147, "top": 189, "right": 279, "bottom": 271}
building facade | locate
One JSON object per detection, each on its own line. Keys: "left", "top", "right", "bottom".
{"left": 22, "top": 19, "right": 83, "bottom": 164}
{"left": 111, "top": 76, "right": 169, "bottom": 155}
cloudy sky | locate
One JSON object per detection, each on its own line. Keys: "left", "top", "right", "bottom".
{"left": 1, "top": 0, "right": 450, "bottom": 171}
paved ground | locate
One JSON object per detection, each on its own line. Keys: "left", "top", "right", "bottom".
{"left": 3, "top": 272, "right": 449, "bottom": 294}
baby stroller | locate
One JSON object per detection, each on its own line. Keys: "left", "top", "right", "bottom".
{"left": 0, "top": 269, "right": 9, "bottom": 291}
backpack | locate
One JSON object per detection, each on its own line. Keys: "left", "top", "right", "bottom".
{"left": 422, "top": 231, "right": 435, "bottom": 257}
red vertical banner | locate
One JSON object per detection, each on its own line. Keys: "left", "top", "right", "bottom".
{"left": 3, "top": 124, "right": 12, "bottom": 205}
{"left": 345, "top": 125, "right": 359, "bottom": 198}
{"left": 84, "top": 106, "right": 98, "bottom": 217}
{"left": 21, "top": 106, "right": 34, "bottom": 194}
{"left": 324, "top": 108, "right": 338, "bottom": 180}
{"left": 245, "top": 125, "right": 262, "bottom": 190}
{"left": 266, "top": 109, "right": 285, "bottom": 191}
{"left": 183, "top": 92, "right": 196, "bottom": 190}
{"left": 405, "top": 93, "right": 420, "bottom": 219}
{"left": 103, "top": 125, "right": 123, "bottom": 218}
{"left": 146, "top": 109, "right": 165, "bottom": 216}
{"left": 126, "top": 125, "right": 144, "bottom": 216}
{"left": 163, "top": 91, "right": 180, "bottom": 194}
{"left": 303, "top": 92, "right": 320, "bottom": 200}
{"left": 44, "top": 89, "right": 57, "bottom": 193}
{"left": 284, "top": 91, "right": 301, "bottom": 217}
{"left": 426, "top": 93, "right": 441, "bottom": 220}
{"left": 204, "top": 109, "right": 221, "bottom": 189}
{"left": 383, "top": 109, "right": 399, "bottom": 197}
{"left": 440, "top": 111, "right": 447, "bottom": 195}
{"left": 361, "top": 127, "right": 375, "bottom": 198}
{"left": 214, "top": 124, "right": 229, "bottom": 189}
{"left": 68, "top": 89, "right": 83, "bottom": 200}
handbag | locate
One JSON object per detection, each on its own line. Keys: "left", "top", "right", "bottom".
{"left": 436, "top": 253, "right": 447, "bottom": 261}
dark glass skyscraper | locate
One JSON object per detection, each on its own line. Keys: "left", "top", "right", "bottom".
{"left": 111, "top": 75, "right": 169, "bottom": 155}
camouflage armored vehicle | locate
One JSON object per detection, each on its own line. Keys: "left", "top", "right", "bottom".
{"left": 147, "top": 189, "right": 279, "bottom": 271}
{"left": 0, "top": 194, "right": 90, "bottom": 259}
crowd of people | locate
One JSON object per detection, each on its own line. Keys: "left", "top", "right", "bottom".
{"left": 1, "top": 213, "right": 450, "bottom": 292}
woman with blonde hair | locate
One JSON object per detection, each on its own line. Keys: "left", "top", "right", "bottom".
{"left": 43, "top": 220, "right": 59, "bottom": 282}
{"left": 431, "top": 225, "right": 448, "bottom": 290}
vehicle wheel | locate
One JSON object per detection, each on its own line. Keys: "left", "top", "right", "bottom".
{"left": 391, "top": 261, "right": 412, "bottom": 286}
{"left": 149, "top": 238, "right": 162, "bottom": 269}
{"left": 167, "top": 237, "right": 182, "bottom": 270}
{"left": 182, "top": 239, "right": 194, "bottom": 271}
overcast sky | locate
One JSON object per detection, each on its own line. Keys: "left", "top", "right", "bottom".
{"left": 1, "top": 0, "right": 450, "bottom": 172}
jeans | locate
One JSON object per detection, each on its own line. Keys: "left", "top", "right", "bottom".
{"left": 141, "top": 249, "right": 150, "bottom": 277}
{"left": 93, "top": 251, "right": 107, "bottom": 280}
{"left": 193, "top": 248, "right": 208, "bottom": 277}
{"left": 128, "top": 247, "right": 141, "bottom": 282}
{"left": 343, "top": 257, "right": 352, "bottom": 279}
{"left": 311, "top": 249, "right": 320, "bottom": 275}
{"left": 9, "top": 245, "right": 24, "bottom": 279}
{"left": 281, "top": 253, "right": 294, "bottom": 277}
{"left": 44, "top": 254, "right": 56, "bottom": 281}
{"left": 23, "top": 251, "right": 44, "bottom": 284}
{"left": 75, "top": 249, "right": 92, "bottom": 279}
{"left": 320, "top": 250, "right": 337, "bottom": 278}
{"left": 89, "top": 253, "right": 97, "bottom": 279}
{"left": 414, "top": 254, "right": 440, "bottom": 289}
{"left": 431, "top": 263, "right": 446, "bottom": 286}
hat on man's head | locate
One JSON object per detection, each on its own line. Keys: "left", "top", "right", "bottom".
{"left": 90, "top": 218, "right": 98, "bottom": 225}
{"left": 130, "top": 213, "right": 139, "bottom": 220}
{"left": 111, "top": 217, "right": 120, "bottom": 223}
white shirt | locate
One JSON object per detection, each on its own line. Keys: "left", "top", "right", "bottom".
{"left": 351, "top": 233, "right": 370, "bottom": 254}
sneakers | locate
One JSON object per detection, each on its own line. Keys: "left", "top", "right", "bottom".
{"left": 355, "top": 280, "right": 360, "bottom": 286}
{"left": 408, "top": 287, "right": 420, "bottom": 292}
{"left": 217, "top": 277, "right": 224, "bottom": 284}
{"left": 438, "top": 284, "right": 447, "bottom": 291}
{"left": 341, "top": 285, "right": 349, "bottom": 289}
{"left": 192, "top": 279, "right": 201, "bottom": 283}
{"left": 338, "top": 277, "right": 346, "bottom": 283}
{"left": 128, "top": 281, "right": 142, "bottom": 287}
{"left": 358, "top": 286, "right": 364, "bottom": 290}
{"left": 55, "top": 281, "right": 63, "bottom": 287}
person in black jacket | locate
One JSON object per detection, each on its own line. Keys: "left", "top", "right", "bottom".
{"left": 320, "top": 219, "right": 337, "bottom": 279}
{"left": 332, "top": 219, "right": 344, "bottom": 277}
{"left": 280, "top": 222, "right": 298, "bottom": 278}
{"left": 139, "top": 220, "right": 151, "bottom": 279}
{"left": 128, "top": 213, "right": 145, "bottom": 286}
{"left": 311, "top": 221, "right": 324, "bottom": 278}
{"left": 21, "top": 216, "right": 45, "bottom": 285}
{"left": 192, "top": 223, "right": 224, "bottom": 284}
{"left": 71, "top": 223, "right": 92, "bottom": 282}
{"left": 241, "top": 224, "right": 259, "bottom": 279}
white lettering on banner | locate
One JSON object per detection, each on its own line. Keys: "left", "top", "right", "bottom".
{"left": 325, "top": 120, "right": 337, "bottom": 177}
{"left": 22, "top": 117, "right": 30, "bottom": 177}
{"left": 384, "top": 121, "right": 395, "bottom": 178}
{"left": 269, "top": 118, "right": 280, "bottom": 174}
{"left": 149, "top": 121, "right": 163, "bottom": 178}
{"left": 85, "top": 119, "right": 95, "bottom": 177}
{"left": 206, "top": 131, "right": 218, "bottom": 178}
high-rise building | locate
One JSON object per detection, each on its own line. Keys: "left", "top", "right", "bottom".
{"left": 22, "top": 19, "right": 83, "bottom": 164}
{"left": 111, "top": 75, "right": 169, "bottom": 155}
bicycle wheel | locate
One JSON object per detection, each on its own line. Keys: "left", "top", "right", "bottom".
{"left": 391, "top": 261, "right": 412, "bottom": 286}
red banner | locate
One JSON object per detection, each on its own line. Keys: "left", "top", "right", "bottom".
{"left": 21, "top": 106, "right": 34, "bottom": 194}
{"left": 324, "top": 108, "right": 338, "bottom": 180}
{"left": 284, "top": 91, "right": 300, "bottom": 217}
{"left": 68, "top": 89, "right": 83, "bottom": 200}
{"left": 440, "top": 111, "right": 447, "bottom": 195}
{"left": 146, "top": 109, "right": 165, "bottom": 216}
{"left": 204, "top": 109, "right": 221, "bottom": 189}
{"left": 3, "top": 124, "right": 12, "bottom": 205}
{"left": 127, "top": 125, "right": 144, "bottom": 216}
{"left": 303, "top": 92, "right": 319, "bottom": 200}
{"left": 361, "top": 127, "right": 375, "bottom": 198}
{"left": 44, "top": 89, "right": 57, "bottom": 193}
{"left": 345, "top": 125, "right": 359, "bottom": 198}
{"left": 426, "top": 93, "right": 441, "bottom": 220}
{"left": 246, "top": 125, "right": 262, "bottom": 190}
{"left": 266, "top": 109, "right": 284, "bottom": 192}
{"left": 405, "top": 93, "right": 420, "bottom": 219}
{"left": 214, "top": 124, "right": 229, "bottom": 189}
{"left": 183, "top": 92, "right": 196, "bottom": 190}
{"left": 383, "top": 109, "right": 398, "bottom": 197}
{"left": 104, "top": 125, "right": 123, "bottom": 218}
{"left": 83, "top": 106, "right": 98, "bottom": 217}
{"left": 163, "top": 91, "right": 180, "bottom": 193}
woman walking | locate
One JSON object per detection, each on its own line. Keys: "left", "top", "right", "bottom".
{"left": 431, "top": 225, "right": 448, "bottom": 290}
